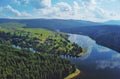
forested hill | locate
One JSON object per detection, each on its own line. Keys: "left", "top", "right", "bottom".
{"left": 0, "top": 27, "right": 85, "bottom": 57}
{"left": 0, "top": 42, "right": 76, "bottom": 79}
{"left": 0, "top": 27, "right": 85, "bottom": 79}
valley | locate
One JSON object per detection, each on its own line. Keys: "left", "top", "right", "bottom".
{"left": 0, "top": 19, "right": 120, "bottom": 79}
{"left": 1, "top": 0, "right": 120, "bottom": 79}
{"left": 0, "top": 19, "right": 119, "bottom": 53}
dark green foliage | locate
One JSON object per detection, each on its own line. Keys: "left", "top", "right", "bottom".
{"left": 0, "top": 28, "right": 83, "bottom": 57}
{"left": 0, "top": 43, "right": 76, "bottom": 79}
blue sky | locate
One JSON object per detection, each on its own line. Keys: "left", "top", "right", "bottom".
{"left": 0, "top": 0, "right": 120, "bottom": 22}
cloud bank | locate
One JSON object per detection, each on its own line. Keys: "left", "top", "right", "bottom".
{"left": 0, "top": 0, "right": 120, "bottom": 21}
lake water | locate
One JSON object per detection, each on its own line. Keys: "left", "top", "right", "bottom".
{"left": 66, "top": 34, "right": 120, "bottom": 79}
{"left": 12, "top": 45, "right": 36, "bottom": 53}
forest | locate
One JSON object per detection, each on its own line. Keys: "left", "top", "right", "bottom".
{"left": 0, "top": 27, "right": 85, "bottom": 79}
{"left": 0, "top": 40, "right": 76, "bottom": 79}
{"left": 0, "top": 27, "right": 85, "bottom": 57}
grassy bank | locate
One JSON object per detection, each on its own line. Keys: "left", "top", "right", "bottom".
{"left": 64, "top": 69, "right": 81, "bottom": 79}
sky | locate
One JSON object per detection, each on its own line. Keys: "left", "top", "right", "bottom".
{"left": 0, "top": 0, "right": 120, "bottom": 22}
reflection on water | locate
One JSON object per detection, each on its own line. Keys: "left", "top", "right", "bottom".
{"left": 66, "top": 34, "right": 120, "bottom": 79}
{"left": 68, "top": 34, "right": 96, "bottom": 59}
{"left": 12, "top": 45, "right": 36, "bottom": 53}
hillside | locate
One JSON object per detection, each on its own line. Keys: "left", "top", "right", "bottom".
{"left": 0, "top": 21, "right": 86, "bottom": 79}
{"left": 0, "top": 42, "right": 76, "bottom": 79}
{"left": 0, "top": 27, "right": 85, "bottom": 57}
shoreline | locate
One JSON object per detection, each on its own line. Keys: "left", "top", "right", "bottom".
{"left": 76, "top": 48, "right": 87, "bottom": 57}
{"left": 64, "top": 68, "right": 81, "bottom": 79}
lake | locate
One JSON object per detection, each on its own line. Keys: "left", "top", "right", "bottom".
{"left": 66, "top": 34, "right": 120, "bottom": 79}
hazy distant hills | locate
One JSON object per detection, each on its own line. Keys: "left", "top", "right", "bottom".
{"left": 0, "top": 18, "right": 120, "bottom": 52}
{"left": 0, "top": 19, "right": 102, "bottom": 29}
{"left": 104, "top": 20, "right": 120, "bottom": 25}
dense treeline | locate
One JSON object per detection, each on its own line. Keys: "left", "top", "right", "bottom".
{"left": 0, "top": 28, "right": 84, "bottom": 57}
{"left": 0, "top": 42, "right": 76, "bottom": 79}
{"left": 0, "top": 22, "right": 25, "bottom": 28}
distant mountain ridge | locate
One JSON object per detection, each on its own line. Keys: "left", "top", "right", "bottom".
{"left": 104, "top": 20, "right": 120, "bottom": 25}
{"left": 0, "top": 18, "right": 102, "bottom": 29}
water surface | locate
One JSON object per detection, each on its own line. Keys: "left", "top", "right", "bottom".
{"left": 66, "top": 34, "right": 120, "bottom": 79}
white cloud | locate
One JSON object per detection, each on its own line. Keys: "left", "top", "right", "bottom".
{"left": 31, "top": 1, "right": 82, "bottom": 20}
{"left": 73, "top": 1, "right": 80, "bottom": 15}
{"left": 56, "top": 2, "right": 72, "bottom": 12}
{"left": 32, "top": 2, "right": 73, "bottom": 19}
{"left": 30, "top": 0, "right": 51, "bottom": 9}
{"left": 14, "top": 0, "right": 29, "bottom": 5}
{"left": 100, "top": 0, "right": 117, "bottom": 2}
{"left": 78, "top": 0, "right": 119, "bottom": 21}
{"left": 5, "top": 5, "right": 31, "bottom": 17}
{"left": 82, "top": 0, "right": 97, "bottom": 10}
{"left": 41, "top": 0, "right": 51, "bottom": 7}
{"left": 21, "top": 12, "right": 31, "bottom": 17}
{"left": 35, "top": 0, "right": 102, "bottom": 21}
{"left": 1, "top": 0, "right": 120, "bottom": 21}
{"left": 6, "top": 5, "right": 21, "bottom": 16}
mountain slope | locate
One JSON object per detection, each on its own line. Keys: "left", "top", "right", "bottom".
{"left": 0, "top": 19, "right": 102, "bottom": 29}
{"left": 104, "top": 20, "right": 120, "bottom": 25}
{"left": 0, "top": 43, "right": 76, "bottom": 79}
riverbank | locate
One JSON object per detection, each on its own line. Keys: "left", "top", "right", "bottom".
{"left": 64, "top": 69, "right": 81, "bottom": 79}
{"left": 77, "top": 48, "right": 87, "bottom": 57}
